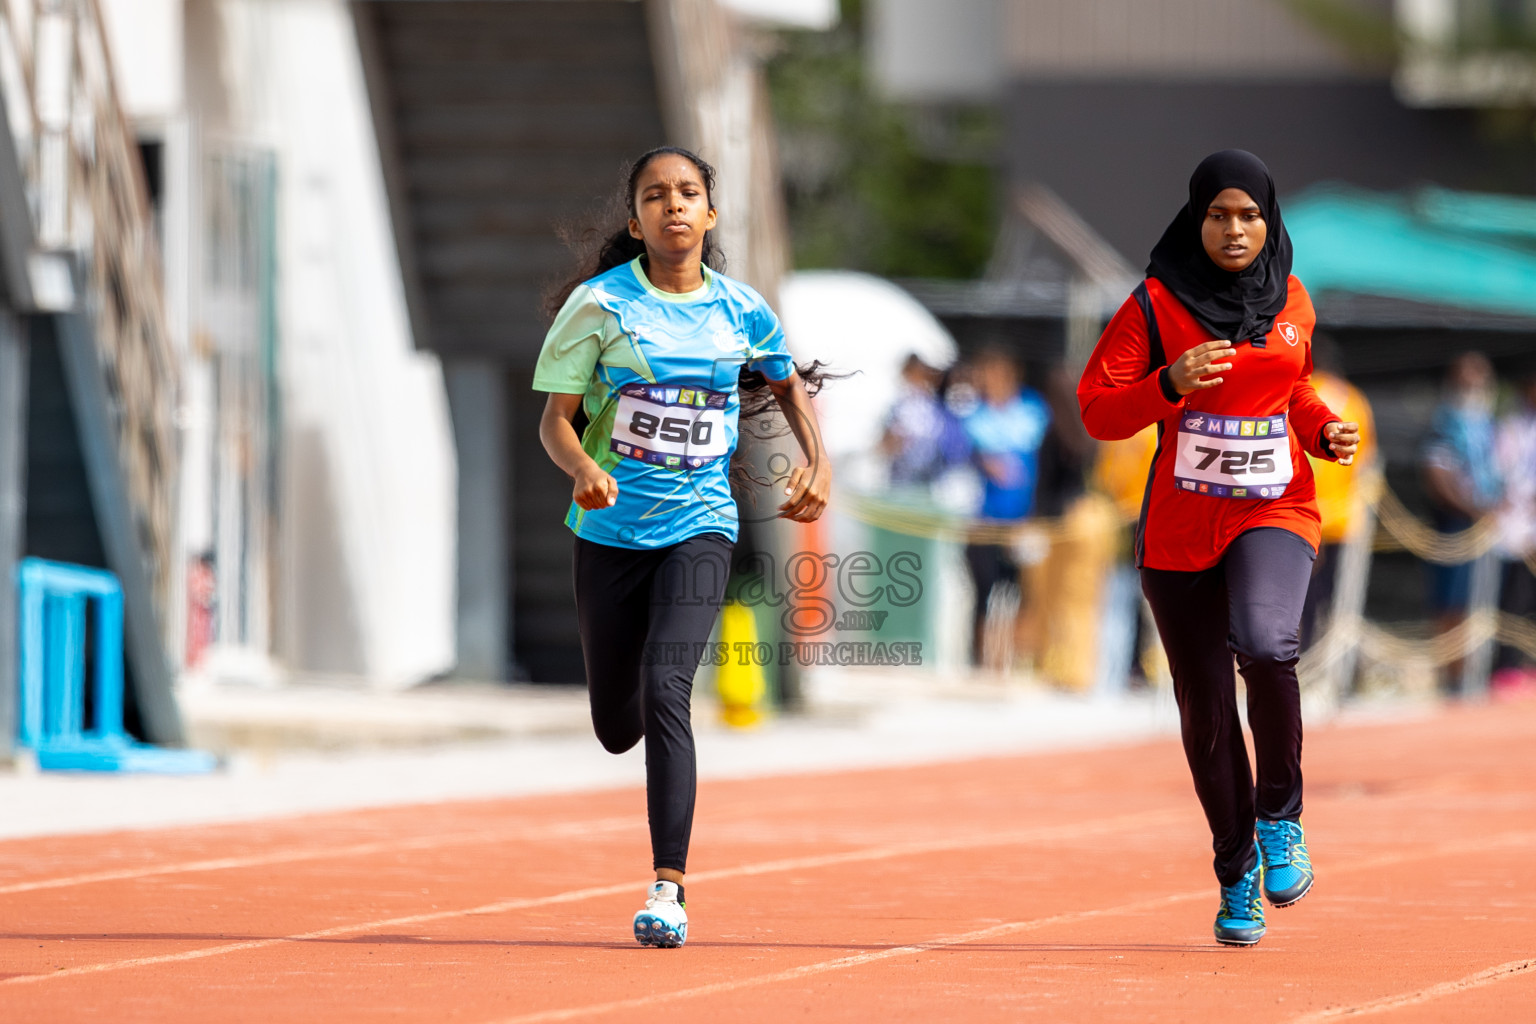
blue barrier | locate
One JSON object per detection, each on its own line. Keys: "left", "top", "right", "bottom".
{"left": 17, "top": 558, "right": 216, "bottom": 772}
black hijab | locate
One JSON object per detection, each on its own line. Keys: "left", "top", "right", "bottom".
{"left": 1146, "top": 150, "right": 1293, "bottom": 347}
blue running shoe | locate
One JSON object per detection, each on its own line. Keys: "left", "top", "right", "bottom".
{"left": 1255, "top": 818, "right": 1314, "bottom": 908}
{"left": 1214, "top": 854, "right": 1266, "bottom": 946}
{"left": 633, "top": 881, "right": 688, "bottom": 948}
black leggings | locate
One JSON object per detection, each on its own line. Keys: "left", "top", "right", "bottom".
{"left": 965, "top": 543, "right": 1019, "bottom": 665}
{"left": 1140, "top": 527, "right": 1315, "bottom": 886}
{"left": 573, "top": 532, "right": 732, "bottom": 873}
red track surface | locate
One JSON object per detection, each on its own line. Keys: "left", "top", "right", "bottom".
{"left": 3, "top": 697, "right": 1535, "bottom": 1022}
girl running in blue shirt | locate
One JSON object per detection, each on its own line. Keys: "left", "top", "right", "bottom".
{"left": 535, "top": 146, "right": 830, "bottom": 948}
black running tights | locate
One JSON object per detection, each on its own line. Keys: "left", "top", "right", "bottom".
{"left": 1140, "top": 527, "right": 1315, "bottom": 886}
{"left": 573, "top": 532, "right": 732, "bottom": 873}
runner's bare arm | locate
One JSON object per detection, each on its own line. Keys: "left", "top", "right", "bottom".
{"left": 765, "top": 370, "right": 830, "bottom": 523}
{"left": 539, "top": 392, "right": 618, "bottom": 510}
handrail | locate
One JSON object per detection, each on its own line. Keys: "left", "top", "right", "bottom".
{"left": 0, "top": 0, "right": 179, "bottom": 625}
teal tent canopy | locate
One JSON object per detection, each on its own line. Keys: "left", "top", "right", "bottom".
{"left": 1286, "top": 185, "right": 1536, "bottom": 320}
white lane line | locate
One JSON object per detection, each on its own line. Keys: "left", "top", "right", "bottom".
{"left": 1286, "top": 959, "right": 1536, "bottom": 1022}
{"left": 683, "top": 808, "right": 1184, "bottom": 886}
{"left": 0, "top": 819, "right": 636, "bottom": 897}
{"left": 0, "top": 880, "right": 646, "bottom": 986}
{"left": 0, "top": 808, "right": 1182, "bottom": 987}
{"left": 11, "top": 816, "right": 1532, "bottom": 997}
{"left": 489, "top": 892, "right": 1212, "bottom": 1024}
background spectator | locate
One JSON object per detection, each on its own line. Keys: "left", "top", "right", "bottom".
{"left": 1493, "top": 371, "right": 1536, "bottom": 688}
{"left": 1420, "top": 351, "right": 1502, "bottom": 693}
{"left": 961, "top": 348, "right": 1050, "bottom": 666}
{"left": 1302, "top": 334, "right": 1377, "bottom": 651}
{"left": 880, "top": 353, "right": 968, "bottom": 490}
{"left": 1017, "top": 368, "right": 1113, "bottom": 692}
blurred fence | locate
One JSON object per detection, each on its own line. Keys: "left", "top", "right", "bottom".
{"left": 836, "top": 472, "right": 1536, "bottom": 703}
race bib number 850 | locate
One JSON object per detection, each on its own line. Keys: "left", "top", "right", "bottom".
{"left": 610, "top": 383, "right": 730, "bottom": 469}
{"left": 1174, "top": 413, "right": 1292, "bottom": 500}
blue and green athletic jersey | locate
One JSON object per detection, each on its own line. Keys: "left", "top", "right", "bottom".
{"left": 532, "top": 257, "right": 795, "bottom": 549}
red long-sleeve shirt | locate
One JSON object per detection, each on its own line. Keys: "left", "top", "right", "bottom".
{"left": 1078, "top": 276, "right": 1341, "bottom": 571}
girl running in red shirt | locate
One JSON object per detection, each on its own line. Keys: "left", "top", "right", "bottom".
{"left": 1078, "top": 150, "right": 1360, "bottom": 946}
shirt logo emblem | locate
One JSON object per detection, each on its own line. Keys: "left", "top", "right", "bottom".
{"left": 1184, "top": 416, "right": 1204, "bottom": 430}
{"left": 1277, "top": 322, "right": 1300, "bottom": 346}
{"left": 712, "top": 326, "right": 744, "bottom": 353}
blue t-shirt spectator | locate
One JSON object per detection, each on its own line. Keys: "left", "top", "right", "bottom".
{"left": 886, "top": 382, "right": 969, "bottom": 486}
{"left": 965, "top": 388, "right": 1052, "bottom": 520}
{"left": 1422, "top": 402, "right": 1501, "bottom": 517}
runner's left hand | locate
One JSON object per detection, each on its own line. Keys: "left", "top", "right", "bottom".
{"left": 778, "top": 458, "right": 830, "bottom": 523}
{"left": 1323, "top": 421, "right": 1360, "bottom": 466}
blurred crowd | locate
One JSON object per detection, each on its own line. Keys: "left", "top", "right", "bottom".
{"left": 1420, "top": 353, "right": 1536, "bottom": 693}
{"left": 874, "top": 347, "right": 1536, "bottom": 695}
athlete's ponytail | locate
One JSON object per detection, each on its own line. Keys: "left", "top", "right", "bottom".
{"left": 730, "top": 358, "right": 842, "bottom": 493}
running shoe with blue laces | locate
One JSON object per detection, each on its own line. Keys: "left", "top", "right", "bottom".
{"left": 1213, "top": 854, "right": 1266, "bottom": 946}
{"left": 1255, "top": 817, "right": 1314, "bottom": 907}
{"left": 633, "top": 880, "right": 688, "bottom": 948}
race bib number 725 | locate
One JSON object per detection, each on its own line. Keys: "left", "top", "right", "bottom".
{"left": 1174, "top": 413, "right": 1292, "bottom": 500}
{"left": 610, "top": 383, "right": 731, "bottom": 469}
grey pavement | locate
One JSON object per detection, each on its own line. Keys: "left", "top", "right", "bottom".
{"left": 0, "top": 668, "right": 1424, "bottom": 842}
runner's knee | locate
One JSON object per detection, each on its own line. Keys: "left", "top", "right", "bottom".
{"left": 591, "top": 713, "right": 642, "bottom": 754}
{"left": 1232, "top": 628, "right": 1299, "bottom": 675}
{"left": 642, "top": 667, "right": 693, "bottom": 721}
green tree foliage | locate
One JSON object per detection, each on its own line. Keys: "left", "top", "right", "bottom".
{"left": 766, "top": 0, "right": 999, "bottom": 279}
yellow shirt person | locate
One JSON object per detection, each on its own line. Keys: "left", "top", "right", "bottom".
{"left": 1307, "top": 371, "right": 1375, "bottom": 544}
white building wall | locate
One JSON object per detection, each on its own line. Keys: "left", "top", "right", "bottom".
{"left": 97, "top": 0, "right": 183, "bottom": 120}
{"left": 868, "top": 0, "right": 1365, "bottom": 103}
{"left": 218, "top": 0, "right": 455, "bottom": 687}
{"left": 869, "top": 0, "right": 1004, "bottom": 101}
{"left": 718, "top": 0, "right": 839, "bottom": 29}
{"left": 102, "top": 0, "right": 457, "bottom": 688}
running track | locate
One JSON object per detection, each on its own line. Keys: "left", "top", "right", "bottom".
{"left": 3, "top": 697, "right": 1534, "bottom": 1022}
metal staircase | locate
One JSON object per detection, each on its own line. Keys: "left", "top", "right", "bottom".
{"left": 354, "top": 0, "right": 788, "bottom": 682}
{"left": 0, "top": 0, "right": 184, "bottom": 745}
{"left": 356, "top": 0, "right": 670, "bottom": 681}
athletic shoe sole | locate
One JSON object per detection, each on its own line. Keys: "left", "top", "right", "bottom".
{"left": 1266, "top": 877, "right": 1313, "bottom": 909}
{"left": 633, "top": 912, "right": 686, "bottom": 948}
{"left": 1214, "top": 929, "right": 1265, "bottom": 947}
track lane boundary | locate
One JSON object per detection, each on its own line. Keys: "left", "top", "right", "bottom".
{"left": 0, "top": 808, "right": 1185, "bottom": 987}
{"left": 1286, "top": 958, "right": 1536, "bottom": 1022}
{"left": 6, "top": 814, "right": 1533, "bottom": 997}
{"left": 0, "top": 818, "right": 635, "bottom": 897}
{"left": 487, "top": 891, "right": 1217, "bottom": 1024}
{"left": 478, "top": 829, "right": 1536, "bottom": 1023}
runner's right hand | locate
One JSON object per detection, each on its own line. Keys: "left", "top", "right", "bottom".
{"left": 573, "top": 463, "right": 618, "bottom": 510}
{"left": 1169, "top": 341, "right": 1237, "bottom": 395}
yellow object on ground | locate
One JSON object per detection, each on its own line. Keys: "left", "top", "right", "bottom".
{"left": 716, "top": 601, "right": 767, "bottom": 728}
